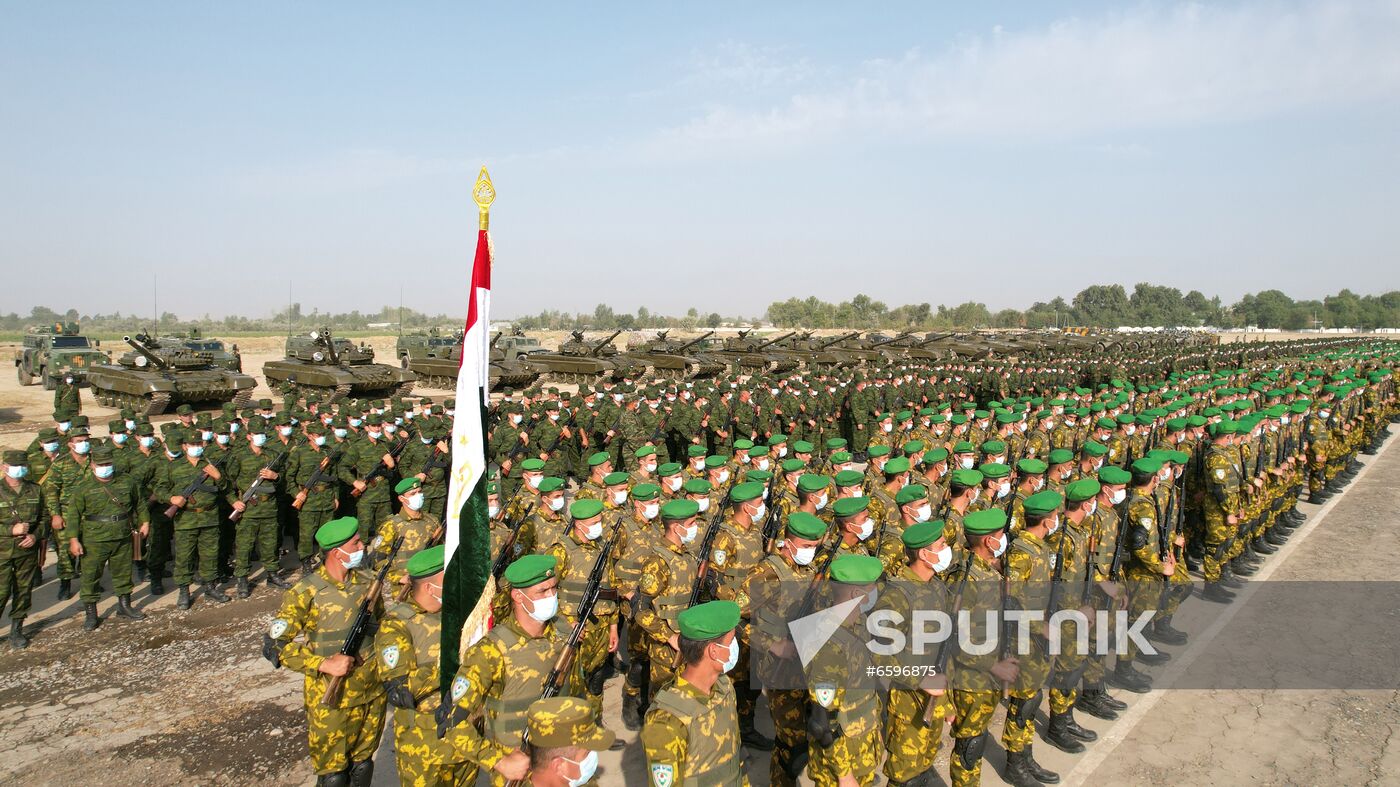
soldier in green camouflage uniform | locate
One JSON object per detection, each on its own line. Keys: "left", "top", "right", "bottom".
{"left": 1, "top": 450, "right": 46, "bottom": 647}
{"left": 267, "top": 518, "right": 387, "bottom": 787}
{"left": 374, "top": 545, "right": 468, "bottom": 787}
{"left": 42, "top": 425, "right": 93, "bottom": 599}
{"left": 66, "top": 444, "right": 150, "bottom": 629}
{"left": 641, "top": 599, "right": 748, "bottom": 787}
{"left": 229, "top": 421, "right": 293, "bottom": 597}
{"left": 340, "top": 415, "right": 401, "bottom": 543}
{"left": 288, "top": 422, "right": 342, "bottom": 571}
{"left": 401, "top": 425, "right": 451, "bottom": 522}
{"left": 158, "top": 430, "right": 235, "bottom": 609}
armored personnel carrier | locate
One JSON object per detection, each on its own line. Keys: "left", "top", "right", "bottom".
{"left": 523, "top": 330, "right": 645, "bottom": 384}
{"left": 85, "top": 334, "right": 257, "bottom": 415}
{"left": 262, "top": 327, "right": 416, "bottom": 403}
{"left": 621, "top": 331, "right": 726, "bottom": 379}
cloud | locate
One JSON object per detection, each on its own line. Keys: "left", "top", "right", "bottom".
{"left": 646, "top": 1, "right": 1400, "bottom": 158}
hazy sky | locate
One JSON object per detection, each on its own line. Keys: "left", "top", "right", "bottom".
{"left": 3, "top": 1, "right": 1399, "bottom": 321}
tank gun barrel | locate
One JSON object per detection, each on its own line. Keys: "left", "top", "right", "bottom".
{"left": 816, "top": 331, "right": 861, "bottom": 350}
{"left": 676, "top": 331, "right": 715, "bottom": 352}
{"left": 123, "top": 336, "right": 169, "bottom": 370}
{"left": 590, "top": 330, "right": 624, "bottom": 356}
{"left": 755, "top": 332, "right": 797, "bottom": 350}
{"left": 311, "top": 327, "right": 340, "bottom": 365}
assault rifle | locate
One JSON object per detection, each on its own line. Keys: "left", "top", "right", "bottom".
{"left": 322, "top": 533, "right": 405, "bottom": 707}
{"left": 229, "top": 448, "right": 290, "bottom": 523}
{"left": 920, "top": 552, "right": 973, "bottom": 725}
{"left": 489, "top": 503, "right": 537, "bottom": 581}
{"left": 292, "top": 448, "right": 343, "bottom": 511}
{"left": 164, "top": 452, "right": 233, "bottom": 519}
{"left": 350, "top": 435, "right": 411, "bottom": 499}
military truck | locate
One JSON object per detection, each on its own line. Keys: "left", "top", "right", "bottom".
{"left": 396, "top": 329, "right": 462, "bottom": 369}
{"left": 263, "top": 328, "right": 416, "bottom": 403}
{"left": 158, "top": 328, "right": 242, "bottom": 372}
{"left": 14, "top": 321, "right": 110, "bottom": 390}
{"left": 86, "top": 334, "right": 257, "bottom": 415}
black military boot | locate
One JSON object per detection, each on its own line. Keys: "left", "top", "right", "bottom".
{"left": 134, "top": 560, "right": 147, "bottom": 583}
{"left": 621, "top": 692, "right": 643, "bottom": 731}
{"left": 347, "top": 760, "right": 373, "bottom": 787}
{"left": 1310, "top": 489, "right": 1331, "bottom": 504}
{"left": 1266, "top": 529, "right": 1288, "bottom": 546}
{"left": 741, "top": 718, "right": 775, "bottom": 751}
{"left": 267, "top": 570, "right": 293, "bottom": 589}
{"left": 237, "top": 577, "right": 252, "bottom": 599}
{"left": 149, "top": 575, "right": 166, "bottom": 596}
{"left": 1202, "top": 582, "right": 1236, "bottom": 603}
{"left": 1252, "top": 536, "right": 1277, "bottom": 555}
{"left": 1231, "top": 557, "right": 1258, "bottom": 577}
{"left": 57, "top": 578, "right": 73, "bottom": 600}
{"left": 176, "top": 585, "right": 192, "bottom": 610}
{"left": 319, "top": 770, "right": 350, "bottom": 787}
{"left": 1024, "top": 745, "right": 1060, "bottom": 783}
{"left": 204, "top": 582, "right": 230, "bottom": 603}
{"left": 1108, "top": 660, "right": 1152, "bottom": 693}
{"left": 1003, "top": 749, "right": 1048, "bottom": 787}
{"left": 1044, "top": 711, "right": 1086, "bottom": 753}
{"left": 83, "top": 603, "right": 100, "bottom": 631}
{"left": 1075, "top": 688, "right": 1118, "bottom": 720}
{"left": 9, "top": 619, "right": 29, "bottom": 649}
{"left": 1185, "top": 552, "right": 1202, "bottom": 572}
{"left": 1150, "top": 614, "right": 1188, "bottom": 645}
{"left": 1136, "top": 646, "right": 1171, "bottom": 666}
{"left": 1062, "top": 708, "right": 1097, "bottom": 741}
{"left": 115, "top": 595, "right": 146, "bottom": 620}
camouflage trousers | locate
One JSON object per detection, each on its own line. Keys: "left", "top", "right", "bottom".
{"left": 79, "top": 537, "right": 133, "bottom": 603}
{"left": 0, "top": 548, "right": 38, "bottom": 620}
{"left": 172, "top": 526, "right": 219, "bottom": 586}
{"left": 234, "top": 513, "right": 281, "bottom": 578}
{"left": 950, "top": 689, "right": 999, "bottom": 787}
{"left": 1048, "top": 625, "right": 1091, "bottom": 715}
{"left": 883, "top": 688, "right": 951, "bottom": 782}
{"left": 307, "top": 694, "right": 388, "bottom": 775}
{"left": 1161, "top": 558, "right": 1193, "bottom": 616}
{"left": 145, "top": 509, "right": 173, "bottom": 578}
{"left": 1123, "top": 578, "right": 1165, "bottom": 661}
{"left": 355, "top": 495, "right": 393, "bottom": 544}
{"left": 392, "top": 708, "right": 476, "bottom": 787}
{"left": 810, "top": 717, "right": 882, "bottom": 786}
{"left": 622, "top": 618, "right": 649, "bottom": 704}
{"left": 424, "top": 495, "right": 447, "bottom": 525}
{"left": 1003, "top": 650, "right": 1051, "bottom": 754}
{"left": 1201, "top": 502, "right": 1230, "bottom": 583}
{"left": 298, "top": 507, "right": 336, "bottom": 561}
{"left": 768, "top": 688, "right": 810, "bottom": 787}
{"left": 51, "top": 525, "right": 76, "bottom": 579}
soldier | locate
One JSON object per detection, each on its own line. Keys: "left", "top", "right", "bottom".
{"left": 401, "top": 423, "right": 451, "bottom": 522}
{"left": 53, "top": 371, "right": 81, "bottom": 415}
{"left": 160, "top": 430, "right": 234, "bottom": 609}
{"left": 42, "top": 422, "right": 93, "bottom": 600}
{"left": 573, "top": 452, "right": 612, "bottom": 501}
{"left": 372, "top": 478, "right": 442, "bottom": 591}
{"left": 341, "top": 414, "right": 400, "bottom": 543}
{"left": 373, "top": 544, "right": 466, "bottom": 787}
{"left": 266, "top": 517, "right": 387, "bottom": 787}
{"left": 641, "top": 599, "right": 747, "bottom": 787}
{"left": 230, "top": 421, "right": 293, "bottom": 597}
{"left": 1, "top": 450, "right": 46, "bottom": 648}
{"left": 519, "top": 696, "right": 614, "bottom": 786}
{"left": 65, "top": 444, "right": 150, "bottom": 630}
{"left": 831, "top": 496, "right": 901, "bottom": 573}
{"left": 288, "top": 422, "right": 342, "bottom": 574}
{"left": 613, "top": 483, "right": 662, "bottom": 730}
{"left": 1200, "top": 421, "right": 1242, "bottom": 603}
{"left": 634, "top": 498, "right": 703, "bottom": 700}
{"left": 1117, "top": 458, "right": 1173, "bottom": 692}
{"left": 544, "top": 499, "right": 620, "bottom": 713}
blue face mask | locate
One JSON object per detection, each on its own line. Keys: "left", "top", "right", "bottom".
{"left": 139, "top": 436, "right": 155, "bottom": 449}
{"left": 252, "top": 434, "right": 268, "bottom": 447}
{"left": 334, "top": 428, "right": 348, "bottom": 439}
{"left": 112, "top": 433, "right": 128, "bottom": 445}
{"left": 6, "top": 466, "right": 28, "bottom": 480}
{"left": 73, "top": 441, "right": 91, "bottom": 455}
{"left": 186, "top": 446, "right": 204, "bottom": 458}
{"left": 350, "top": 418, "right": 362, "bottom": 428}
{"left": 94, "top": 465, "right": 115, "bottom": 480}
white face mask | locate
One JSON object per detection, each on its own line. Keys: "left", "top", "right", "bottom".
{"left": 611, "top": 490, "right": 628, "bottom": 505}
{"left": 1111, "top": 489, "right": 1126, "bottom": 505}
{"left": 854, "top": 519, "right": 874, "bottom": 541}
{"left": 860, "top": 588, "right": 879, "bottom": 613}
{"left": 643, "top": 462, "right": 657, "bottom": 474}
{"left": 488, "top": 503, "right": 501, "bottom": 518}
{"left": 815, "top": 493, "right": 829, "bottom": 510}
{"left": 792, "top": 545, "right": 817, "bottom": 565}
{"left": 314, "top": 435, "right": 327, "bottom": 447}
{"left": 991, "top": 532, "right": 1008, "bottom": 557}
{"left": 407, "top": 494, "right": 425, "bottom": 512}
{"left": 94, "top": 465, "right": 115, "bottom": 480}
{"left": 42, "top": 442, "right": 60, "bottom": 454}
{"left": 883, "top": 424, "right": 894, "bottom": 433}
{"left": 367, "top": 429, "right": 382, "bottom": 440}
{"left": 563, "top": 750, "right": 599, "bottom": 787}
{"left": 342, "top": 548, "right": 365, "bottom": 569}
{"left": 527, "top": 475, "right": 542, "bottom": 489}
{"left": 548, "top": 497, "right": 565, "bottom": 512}
{"left": 230, "top": 422, "right": 240, "bottom": 433}
{"left": 216, "top": 435, "right": 230, "bottom": 445}
{"left": 1046, "top": 516, "right": 1060, "bottom": 535}
{"left": 582, "top": 521, "right": 603, "bottom": 540}
{"left": 6, "top": 466, "right": 27, "bottom": 479}
{"left": 73, "top": 441, "right": 90, "bottom": 455}
{"left": 926, "top": 545, "right": 953, "bottom": 573}
{"left": 717, "top": 637, "right": 739, "bottom": 673}
{"left": 756, "top": 459, "right": 769, "bottom": 471}
{"left": 643, "top": 503, "right": 659, "bottom": 520}
{"left": 125, "top": 419, "right": 137, "bottom": 431}
{"left": 915, "top": 504, "right": 933, "bottom": 522}
{"left": 750, "top": 502, "right": 766, "bottom": 521}
{"left": 201, "top": 430, "right": 214, "bottom": 442}
{"left": 996, "top": 482, "right": 1010, "bottom": 499}
{"left": 252, "top": 434, "right": 268, "bottom": 447}
{"left": 334, "top": 428, "right": 348, "bottom": 439}
{"left": 666, "top": 477, "right": 682, "bottom": 491}
{"left": 717, "top": 470, "right": 729, "bottom": 484}
{"left": 511, "top": 414, "right": 523, "bottom": 425}
{"left": 187, "top": 446, "right": 204, "bottom": 458}
{"left": 1034, "top": 478, "right": 1045, "bottom": 491}
{"left": 960, "top": 457, "right": 974, "bottom": 470}
{"left": 680, "top": 523, "right": 699, "bottom": 543}
{"left": 279, "top": 426, "right": 294, "bottom": 438}
{"left": 524, "top": 592, "right": 558, "bottom": 623}
{"left": 695, "top": 497, "right": 710, "bottom": 512}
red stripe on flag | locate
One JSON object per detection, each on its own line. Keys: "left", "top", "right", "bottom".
{"left": 463, "top": 229, "right": 491, "bottom": 340}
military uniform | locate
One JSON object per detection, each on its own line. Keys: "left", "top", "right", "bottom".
{"left": 65, "top": 463, "right": 147, "bottom": 606}
{"left": 158, "top": 448, "right": 234, "bottom": 599}
{"left": 229, "top": 441, "right": 289, "bottom": 586}
{"left": 376, "top": 598, "right": 465, "bottom": 787}
{"left": 288, "top": 439, "right": 343, "bottom": 564}
{"left": 0, "top": 463, "right": 46, "bottom": 644}
{"left": 340, "top": 430, "right": 400, "bottom": 543}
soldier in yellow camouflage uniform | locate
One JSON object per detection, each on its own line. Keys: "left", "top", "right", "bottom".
{"left": 519, "top": 696, "right": 614, "bottom": 786}
{"left": 633, "top": 498, "right": 702, "bottom": 701}
{"left": 641, "top": 600, "right": 748, "bottom": 787}
{"left": 544, "top": 498, "right": 619, "bottom": 715}
{"left": 614, "top": 483, "right": 662, "bottom": 730}
{"left": 374, "top": 545, "right": 469, "bottom": 787}
{"left": 372, "top": 478, "right": 443, "bottom": 591}
{"left": 882, "top": 519, "right": 956, "bottom": 787}
{"left": 266, "top": 518, "right": 387, "bottom": 787}
{"left": 1118, "top": 458, "right": 1174, "bottom": 694}
{"left": 709, "top": 480, "right": 773, "bottom": 751}
{"left": 1200, "top": 422, "right": 1243, "bottom": 603}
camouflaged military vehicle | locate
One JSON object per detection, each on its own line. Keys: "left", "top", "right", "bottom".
{"left": 158, "top": 328, "right": 242, "bottom": 372}
{"left": 14, "top": 321, "right": 110, "bottom": 389}
{"left": 621, "top": 331, "right": 726, "bottom": 379}
{"left": 768, "top": 331, "right": 864, "bottom": 370}
{"left": 711, "top": 330, "right": 801, "bottom": 374}
{"left": 263, "top": 327, "right": 416, "bottom": 402}
{"left": 523, "top": 330, "right": 645, "bottom": 384}
{"left": 827, "top": 332, "right": 908, "bottom": 366}
{"left": 395, "top": 330, "right": 460, "bottom": 368}
{"left": 85, "top": 334, "right": 257, "bottom": 415}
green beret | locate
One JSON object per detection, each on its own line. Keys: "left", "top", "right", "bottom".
{"left": 830, "top": 554, "right": 883, "bottom": 584}
{"left": 797, "top": 474, "right": 830, "bottom": 494}
{"left": 979, "top": 462, "right": 1011, "bottom": 480}
{"left": 634, "top": 445, "right": 656, "bottom": 458}
{"left": 786, "top": 511, "right": 828, "bottom": 540}
{"left": 631, "top": 483, "right": 661, "bottom": 501}
{"left": 658, "top": 462, "right": 683, "bottom": 477}
{"left": 902, "top": 519, "right": 945, "bottom": 548}
{"left": 792, "top": 440, "right": 814, "bottom": 453}
{"left": 768, "top": 433, "right": 787, "bottom": 445}
{"left": 487, "top": 481, "right": 499, "bottom": 495}
{"left": 704, "top": 455, "right": 727, "bottom": 469}
{"left": 504, "top": 554, "right": 557, "bottom": 588}
{"left": 832, "top": 496, "right": 869, "bottom": 518}
{"left": 570, "top": 499, "right": 605, "bottom": 520}
{"left": 661, "top": 499, "right": 700, "bottom": 520}
{"left": 1165, "top": 417, "right": 1188, "bottom": 432}
{"left": 950, "top": 469, "right": 984, "bottom": 488}
{"left": 866, "top": 445, "right": 891, "bottom": 458}
{"left": 924, "top": 447, "right": 949, "bottom": 463}
{"left": 995, "top": 411, "right": 1019, "bottom": 425}
{"left": 744, "top": 469, "right": 773, "bottom": 484}
{"left": 1098, "top": 466, "right": 1132, "bottom": 486}
{"left": 830, "top": 451, "right": 853, "bottom": 463}
{"left": 683, "top": 478, "right": 712, "bottom": 495}
{"left": 1168, "top": 450, "right": 1190, "bottom": 464}
{"left": 981, "top": 440, "right": 1007, "bottom": 455}
{"left": 952, "top": 441, "right": 975, "bottom": 453}
{"left": 1022, "top": 490, "right": 1064, "bottom": 517}
{"left": 1097, "top": 417, "right": 1118, "bottom": 429}
{"left": 748, "top": 445, "right": 769, "bottom": 457}
{"left": 1081, "top": 441, "right": 1108, "bottom": 457}
{"left": 1016, "top": 458, "right": 1048, "bottom": 475}
{"left": 315, "top": 517, "right": 359, "bottom": 551}
{"left": 687, "top": 444, "right": 707, "bottom": 458}
{"left": 780, "top": 458, "right": 806, "bottom": 474}
{"left": 587, "top": 452, "right": 611, "bottom": 467}
{"left": 734, "top": 439, "right": 755, "bottom": 451}
{"left": 1065, "top": 479, "right": 1101, "bottom": 502}
{"left": 520, "top": 458, "right": 546, "bottom": 472}
{"left": 394, "top": 478, "right": 421, "bottom": 495}
{"left": 405, "top": 545, "right": 446, "bottom": 578}
{"left": 730, "top": 481, "right": 764, "bottom": 503}
{"left": 1130, "top": 458, "right": 1164, "bottom": 477}
{"left": 963, "top": 508, "right": 1008, "bottom": 536}
{"left": 678, "top": 600, "right": 741, "bottom": 641}
{"left": 895, "top": 485, "right": 928, "bottom": 505}
{"left": 834, "top": 470, "right": 864, "bottom": 487}
{"left": 1289, "top": 402, "right": 1309, "bottom": 415}
{"left": 1047, "top": 449, "right": 1074, "bottom": 465}
{"left": 537, "top": 477, "right": 565, "bottom": 493}
{"left": 882, "top": 457, "right": 911, "bottom": 475}
{"left": 603, "top": 471, "right": 630, "bottom": 486}
{"left": 1187, "top": 414, "right": 1209, "bottom": 426}
{"left": 902, "top": 440, "right": 924, "bottom": 455}
{"left": 825, "top": 438, "right": 848, "bottom": 450}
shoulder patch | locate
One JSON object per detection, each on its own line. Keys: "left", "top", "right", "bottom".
{"left": 380, "top": 644, "right": 400, "bottom": 670}
{"left": 650, "top": 763, "right": 674, "bottom": 787}
{"left": 713, "top": 549, "right": 727, "bottom": 567}
{"left": 451, "top": 675, "right": 470, "bottom": 702}
{"left": 268, "top": 618, "right": 288, "bottom": 639}
{"left": 371, "top": 535, "right": 384, "bottom": 550}
{"left": 1215, "top": 469, "right": 1226, "bottom": 479}
{"left": 814, "top": 682, "right": 836, "bottom": 708}
{"left": 1139, "top": 517, "right": 1152, "bottom": 528}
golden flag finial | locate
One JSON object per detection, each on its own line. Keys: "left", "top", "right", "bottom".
{"left": 473, "top": 166, "right": 496, "bottom": 231}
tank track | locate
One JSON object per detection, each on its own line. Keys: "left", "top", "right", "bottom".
{"left": 145, "top": 392, "right": 171, "bottom": 416}
{"left": 394, "top": 381, "right": 416, "bottom": 398}
{"left": 231, "top": 388, "right": 253, "bottom": 409}
{"left": 332, "top": 383, "right": 353, "bottom": 401}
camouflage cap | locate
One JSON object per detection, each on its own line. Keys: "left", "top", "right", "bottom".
{"left": 525, "top": 696, "right": 615, "bottom": 751}
{"left": 3, "top": 450, "right": 27, "bottom": 465}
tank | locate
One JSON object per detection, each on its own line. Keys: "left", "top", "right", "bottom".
{"left": 522, "top": 330, "right": 645, "bottom": 384}
{"left": 825, "top": 332, "right": 908, "bottom": 366}
{"left": 710, "top": 330, "right": 802, "bottom": 374}
{"left": 159, "top": 328, "right": 243, "bottom": 371}
{"left": 769, "top": 331, "right": 863, "bottom": 370}
{"left": 620, "top": 331, "right": 726, "bottom": 380}
{"left": 262, "top": 327, "right": 416, "bottom": 403}
{"left": 403, "top": 332, "right": 543, "bottom": 391}
{"left": 85, "top": 334, "right": 257, "bottom": 416}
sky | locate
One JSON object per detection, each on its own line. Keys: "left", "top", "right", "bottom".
{"left": 3, "top": 0, "right": 1399, "bottom": 321}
